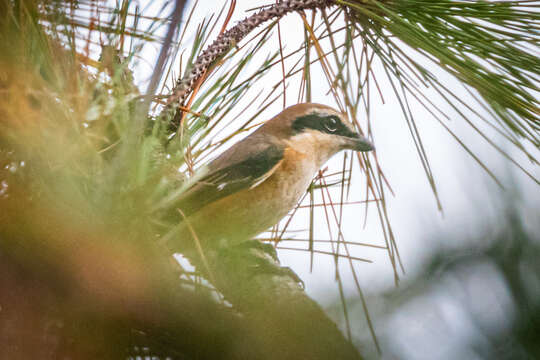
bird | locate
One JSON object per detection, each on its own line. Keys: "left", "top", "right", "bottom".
{"left": 164, "top": 103, "right": 373, "bottom": 254}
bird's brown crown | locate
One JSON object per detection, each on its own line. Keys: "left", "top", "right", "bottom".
{"left": 257, "top": 103, "right": 352, "bottom": 138}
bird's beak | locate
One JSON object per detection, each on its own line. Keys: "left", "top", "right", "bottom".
{"left": 344, "top": 133, "right": 374, "bottom": 152}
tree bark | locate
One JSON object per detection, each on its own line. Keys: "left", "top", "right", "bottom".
{"left": 187, "top": 243, "right": 363, "bottom": 360}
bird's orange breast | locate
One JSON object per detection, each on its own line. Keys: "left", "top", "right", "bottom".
{"left": 174, "top": 146, "right": 318, "bottom": 249}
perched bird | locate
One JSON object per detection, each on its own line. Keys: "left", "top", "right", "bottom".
{"left": 166, "top": 103, "right": 373, "bottom": 253}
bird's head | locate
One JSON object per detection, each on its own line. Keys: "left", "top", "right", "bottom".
{"left": 261, "top": 103, "right": 373, "bottom": 158}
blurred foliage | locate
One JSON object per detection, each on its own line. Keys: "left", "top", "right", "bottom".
{"left": 0, "top": 1, "right": 247, "bottom": 358}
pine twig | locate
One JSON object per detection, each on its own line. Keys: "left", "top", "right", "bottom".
{"left": 163, "top": 0, "right": 335, "bottom": 130}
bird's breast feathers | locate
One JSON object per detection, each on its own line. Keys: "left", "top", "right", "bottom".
{"left": 170, "top": 144, "right": 319, "bottom": 247}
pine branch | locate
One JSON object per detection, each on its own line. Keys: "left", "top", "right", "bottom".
{"left": 163, "top": 0, "right": 335, "bottom": 130}
{"left": 184, "top": 243, "right": 363, "bottom": 360}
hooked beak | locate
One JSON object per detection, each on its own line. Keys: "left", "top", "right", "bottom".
{"left": 344, "top": 132, "right": 374, "bottom": 152}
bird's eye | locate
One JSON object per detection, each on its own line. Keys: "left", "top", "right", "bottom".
{"left": 324, "top": 117, "right": 338, "bottom": 133}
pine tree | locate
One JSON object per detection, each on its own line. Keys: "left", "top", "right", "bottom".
{"left": 0, "top": 1, "right": 538, "bottom": 358}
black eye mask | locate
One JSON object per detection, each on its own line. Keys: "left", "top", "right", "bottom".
{"left": 291, "top": 113, "right": 358, "bottom": 139}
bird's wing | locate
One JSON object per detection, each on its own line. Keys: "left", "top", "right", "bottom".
{"left": 176, "top": 144, "right": 284, "bottom": 217}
